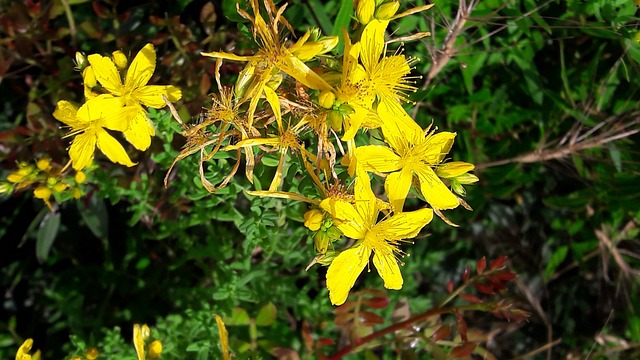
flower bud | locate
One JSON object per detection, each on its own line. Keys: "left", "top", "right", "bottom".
{"left": 74, "top": 52, "right": 87, "bottom": 71}
{"left": 318, "top": 91, "right": 336, "bottom": 109}
{"left": 112, "top": 50, "right": 128, "bottom": 70}
{"left": 85, "top": 347, "right": 99, "bottom": 360}
{"left": 327, "top": 111, "right": 343, "bottom": 132}
{"left": 304, "top": 209, "right": 323, "bottom": 231}
{"left": 36, "top": 158, "right": 51, "bottom": 171}
{"left": 148, "top": 340, "right": 163, "bottom": 358}
{"left": 316, "top": 250, "right": 339, "bottom": 266}
{"left": 33, "top": 186, "right": 52, "bottom": 200}
{"left": 456, "top": 173, "right": 479, "bottom": 184}
{"left": 356, "top": 0, "right": 375, "bottom": 24}
{"left": 53, "top": 182, "right": 67, "bottom": 193}
{"left": 75, "top": 171, "right": 87, "bottom": 184}
{"left": 375, "top": 1, "right": 400, "bottom": 20}
{"left": 7, "top": 167, "right": 33, "bottom": 183}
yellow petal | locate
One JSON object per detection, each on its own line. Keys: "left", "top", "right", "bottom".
{"left": 355, "top": 145, "right": 401, "bottom": 173}
{"left": 247, "top": 190, "right": 319, "bottom": 204}
{"left": 436, "top": 161, "right": 475, "bottom": 178}
{"left": 69, "top": 131, "right": 97, "bottom": 170}
{"left": 201, "top": 51, "right": 254, "bottom": 62}
{"left": 414, "top": 163, "right": 459, "bottom": 210}
{"left": 384, "top": 166, "right": 413, "bottom": 212}
{"left": 360, "top": 19, "right": 386, "bottom": 71}
{"left": 262, "top": 86, "right": 282, "bottom": 132}
{"left": 372, "top": 250, "right": 403, "bottom": 290}
{"left": 319, "top": 198, "right": 367, "bottom": 239}
{"left": 377, "top": 98, "right": 423, "bottom": 150}
{"left": 419, "top": 131, "right": 456, "bottom": 164}
{"left": 326, "top": 246, "right": 371, "bottom": 305}
{"left": 96, "top": 129, "right": 136, "bottom": 167}
{"left": 268, "top": 149, "right": 287, "bottom": 191}
{"left": 125, "top": 43, "right": 156, "bottom": 91}
{"left": 354, "top": 167, "right": 377, "bottom": 226}
{"left": 279, "top": 55, "right": 333, "bottom": 91}
{"left": 223, "top": 137, "right": 280, "bottom": 151}
{"left": 374, "top": 208, "right": 433, "bottom": 240}
{"left": 123, "top": 108, "right": 154, "bottom": 151}
{"left": 77, "top": 96, "right": 129, "bottom": 132}
{"left": 53, "top": 101, "right": 82, "bottom": 128}
{"left": 87, "top": 54, "right": 124, "bottom": 95}
{"left": 133, "top": 324, "right": 145, "bottom": 360}
{"left": 134, "top": 85, "right": 182, "bottom": 108}
{"left": 214, "top": 315, "right": 232, "bottom": 360}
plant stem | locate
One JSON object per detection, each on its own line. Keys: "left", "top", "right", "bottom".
{"left": 328, "top": 303, "right": 494, "bottom": 360}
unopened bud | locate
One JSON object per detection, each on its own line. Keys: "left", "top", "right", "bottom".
{"left": 356, "top": 0, "right": 375, "bottom": 24}
{"left": 112, "top": 50, "right": 128, "bottom": 70}
{"left": 75, "top": 171, "right": 87, "bottom": 184}
{"left": 33, "top": 186, "right": 52, "bottom": 200}
{"left": 36, "top": 158, "right": 51, "bottom": 171}
{"left": 318, "top": 91, "right": 336, "bottom": 109}
{"left": 436, "top": 161, "right": 475, "bottom": 178}
{"left": 85, "top": 347, "right": 99, "bottom": 360}
{"left": 375, "top": 1, "right": 400, "bottom": 20}
{"left": 148, "top": 340, "right": 163, "bottom": 358}
{"left": 304, "top": 209, "right": 324, "bottom": 231}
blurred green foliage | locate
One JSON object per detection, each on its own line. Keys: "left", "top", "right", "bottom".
{"left": 1, "top": 0, "right": 639, "bottom": 358}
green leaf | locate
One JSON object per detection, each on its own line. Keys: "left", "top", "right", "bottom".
{"left": 545, "top": 245, "right": 568, "bottom": 281}
{"left": 36, "top": 212, "right": 61, "bottom": 263}
{"left": 225, "top": 307, "right": 251, "bottom": 326}
{"left": 333, "top": 0, "right": 353, "bottom": 37}
{"left": 255, "top": 302, "right": 277, "bottom": 326}
{"left": 78, "top": 195, "right": 109, "bottom": 240}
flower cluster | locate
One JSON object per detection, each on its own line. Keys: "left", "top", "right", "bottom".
{"left": 1, "top": 158, "right": 85, "bottom": 210}
{"left": 166, "top": 0, "right": 478, "bottom": 305}
{"left": 55, "top": 44, "right": 182, "bottom": 171}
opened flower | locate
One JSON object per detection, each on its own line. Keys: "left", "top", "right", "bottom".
{"left": 54, "top": 96, "right": 139, "bottom": 170}
{"left": 320, "top": 168, "right": 433, "bottom": 305}
{"left": 356, "top": 125, "right": 475, "bottom": 212}
{"left": 88, "top": 43, "right": 182, "bottom": 150}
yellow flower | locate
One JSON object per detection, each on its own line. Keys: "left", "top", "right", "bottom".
{"left": 355, "top": 0, "right": 375, "bottom": 24}
{"left": 201, "top": 0, "right": 332, "bottom": 126}
{"left": 88, "top": 43, "right": 182, "bottom": 151}
{"left": 356, "top": 126, "right": 474, "bottom": 212}
{"left": 133, "top": 324, "right": 149, "bottom": 360}
{"left": 85, "top": 347, "right": 99, "bottom": 360}
{"left": 320, "top": 168, "right": 433, "bottom": 305}
{"left": 54, "top": 96, "right": 139, "bottom": 170}
{"left": 15, "top": 339, "right": 41, "bottom": 360}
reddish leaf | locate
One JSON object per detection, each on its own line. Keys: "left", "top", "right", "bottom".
{"left": 459, "top": 293, "right": 483, "bottom": 304}
{"left": 462, "top": 266, "right": 471, "bottom": 282}
{"left": 490, "top": 256, "right": 507, "bottom": 270}
{"left": 431, "top": 325, "right": 451, "bottom": 341}
{"left": 301, "top": 321, "right": 313, "bottom": 350}
{"left": 493, "top": 270, "right": 517, "bottom": 281}
{"left": 362, "top": 297, "right": 390, "bottom": 309}
{"left": 317, "top": 338, "right": 336, "bottom": 346}
{"left": 456, "top": 312, "right": 468, "bottom": 342}
{"left": 447, "top": 280, "right": 454, "bottom": 293}
{"left": 450, "top": 342, "right": 477, "bottom": 358}
{"left": 473, "top": 282, "right": 494, "bottom": 295}
{"left": 360, "top": 311, "right": 384, "bottom": 326}
{"left": 476, "top": 256, "right": 486, "bottom": 275}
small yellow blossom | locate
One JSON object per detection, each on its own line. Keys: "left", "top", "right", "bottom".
{"left": 320, "top": 168, "right": 433, "bottom": 305}
{"left": 88, "top": 43, "right": 182, "bottom": 151}
{"left": 54, "top": 96, "right": 139, "bottom": 170}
